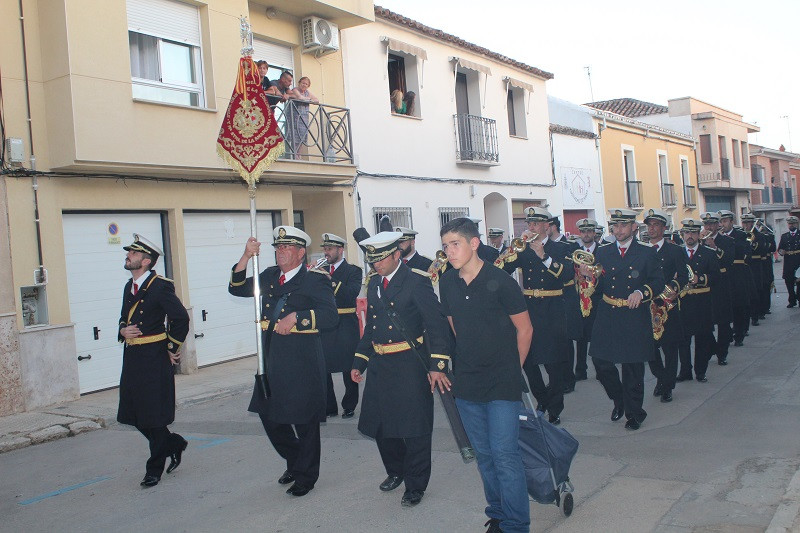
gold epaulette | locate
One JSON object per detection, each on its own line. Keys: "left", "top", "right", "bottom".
{"left": 157, "top": 275, "right": 174, "bottom": 283}
{"left": 308, "top": 268, "right": 332, "bottom": 278}
{"left": 411, "top": 268, "right": 432, "bottom": 278}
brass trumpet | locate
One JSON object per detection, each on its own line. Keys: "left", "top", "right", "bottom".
{"left": 699, "top": 229, "right": 714, "bottom": 241}
{"left": 494, "top": 233, "right": 537, "bottom": 267}
{"left": 427, "top": 250, "right": 449, "bottom": 276}
{"left": 755, "top": 219, "right": 774, "bottom": 235}
{"left": 571, "top": 249, "right": 602, "bottom": 276}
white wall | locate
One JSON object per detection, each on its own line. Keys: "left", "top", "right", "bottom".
{"left": 551, "top": 134, "right": 606, "bottom": 229}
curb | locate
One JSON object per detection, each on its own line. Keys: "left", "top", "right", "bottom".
{"left": 0, "top": 416, "right": 106, "bottom": 454}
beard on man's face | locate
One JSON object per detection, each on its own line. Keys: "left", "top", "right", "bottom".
{"left": 124, "top": 258, "right": 142, "bottom": 271}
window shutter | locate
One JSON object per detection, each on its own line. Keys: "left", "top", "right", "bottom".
{"left": 252, "top": 38, "right": 295, "bottom": 71}
{"left": 126, "top": 0, "right": 201, "bottom": 46}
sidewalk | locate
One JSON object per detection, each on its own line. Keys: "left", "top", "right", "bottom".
{"left": 0, "top": 355, "right": 257, "bottom": 453}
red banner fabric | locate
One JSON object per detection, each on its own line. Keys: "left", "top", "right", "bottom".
{"left": 216, "top": 57, "right": 284, "bottom": 185}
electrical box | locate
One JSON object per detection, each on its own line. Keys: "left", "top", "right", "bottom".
{"left": 20, "top": 285, "right": 49, "bottom": 327}
{"left": 6, "top": 138, "right": 25, "bottom": 163}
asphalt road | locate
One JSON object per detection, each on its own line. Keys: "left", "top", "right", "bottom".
{"left": 1, "top": 278, "right": 799, "bottom": 533}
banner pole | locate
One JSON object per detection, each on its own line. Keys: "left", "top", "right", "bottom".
{"left": 249, "top": 185, "right": 268, "bottom": 395}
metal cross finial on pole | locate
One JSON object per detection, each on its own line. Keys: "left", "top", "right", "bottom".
{"left": 585, "top": 66, "right": 595, "bottom": 103}
{"left": 780, "top": 115, "right": 793, "bottom": 152}
{"left": 239, "top": 16, "right": 254, "bottom": 57}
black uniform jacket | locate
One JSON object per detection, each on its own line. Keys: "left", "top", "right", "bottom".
{"left": 478, "top": 242, "right": 500, "bottom": 263}
{"left": 353, "top": 264, "right": 450, "bottom": 439}
{"left": 778, "top": 230, "right": 800, "bottom": 278}
{"left": 680, "top": 245, "right": 719, "bottom": 335}
{"left": 229, "top": 264, "right": 337, "bottom": 425}
{"left": 404, "top": 251, "right": 433, "bottom": 271}
{"left": 654, "top": 240, "right": 690, "bottom": 345}
{"left": 589, "top": 239, "right": 665, "bottom": 364}
{"left": 500, "top": 240, "right": 573, "bottom": 365}
{"left": 117, "top": 272, "right": 189, "bottom": 428}
{"left": 321, "top": 260, "right": 363, "bottom": 373}
{"left": 557, "top": 239, "right": 585, "bottom": 342}
{"left": 711, "top": 233, "right": 735, "bottom": 323}
{"left": 755, "top": 231, "right": 776, "bottom": 283}
{"left": 722, "top": 228, "right": 755, "bottom": 306}
{"left": 746, "top": 231, "right": 764, "bottom": 292}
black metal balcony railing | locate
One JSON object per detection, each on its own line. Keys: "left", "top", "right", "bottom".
{"left": 661, "top": 183, "right": 677, "bottom": 207}
{"left": 626, "top": 180, "right": 643, "bottom": 209}
{"left": 453, "top": 113, "right": 499, "bottom": 164}
{"left": 720, "top": 157, "right": 730, "bottom": 180}
{"left": 270, "top": 100, "right": 353, "bottom": 163}
{"left": 763, "top": 187, "right": 771, "bottom": 203}
{"left": 772, "top": 186, "right": 784, "bottom": 203}
{"left": 787, "top": 188, "right": 793, "bottom": 204}
{"left": 683, "top": 185, "right": 697, "bottom": 207}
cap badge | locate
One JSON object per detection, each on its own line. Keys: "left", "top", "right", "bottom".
{"left": 278, "top": 227, "right": 287, "bottom": 238}
{"left": 648, "top": 209, "right": 655, "bottom": 216}
{"left": 615, "top": 210, "right": 622, "bottom": 217}
{"left": 366, "top": 245, "right": 376, "bottom": 253}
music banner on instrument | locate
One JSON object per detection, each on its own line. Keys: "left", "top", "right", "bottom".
{"left": 216, "top": 56, "right": 284, "bottom": 186}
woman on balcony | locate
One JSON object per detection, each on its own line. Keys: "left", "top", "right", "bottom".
{"left": 288, "top": 76, "right": 318, "bottom": 160}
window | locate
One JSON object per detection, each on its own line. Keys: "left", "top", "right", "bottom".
{"left": 658, "top": 153, "right": 669, "bottom": 184}
{"left": 252, "top": 38, "right": 294, "bottom": 86}
{"left": 681, "top": 156, "right": 696, "bottom": 207}
{"left": 127, "top": 0, "right": 204, "bottom": 107}
{"left": 622, "top": 148, "right": 642, "bottom": 208}
{"left": 372, "top": 207, "right": 412, "bottom": 233}
{"left": 732, "top": 139, "right": 741, "bottom": 167}
{"left": 293, "top": 210, "right": 305, "bottom": 231}
{"left": 438, "top": 207, "right": 470, "bottom": 229}
{"left": 387, "top": 53, "right": 421, "bottom": 117}
{"left": 506, "top": 86, "right": 527, "bottom": 138}
{"left": 741, "top": 142, "right": 749, "bottom": 168}
{"left": 752, "top": 164, "right": 765, "bottom": 184}
{"left": 699, "top": 134, "right": 712, "bottom": 164}
{"left": 680, "top": 157, "right": 690, "bottom": 186}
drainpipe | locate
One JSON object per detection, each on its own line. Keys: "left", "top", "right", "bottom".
{"left": 18, "top": 0, "right": 46, "bottom": 284}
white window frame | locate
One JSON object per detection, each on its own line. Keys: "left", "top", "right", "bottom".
{"left": 506, "top": 86, "right": 527, "bottom": 139}
{"left": 438, "top": 207, "right": 470, "bottom": 229}
{"left": 732, "top": 139, "right": 741, "bottom": 167}
{"left": 372, "top": 207, "right": 412, "bottom": 233}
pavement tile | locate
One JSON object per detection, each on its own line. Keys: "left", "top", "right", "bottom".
{"left": 27, "top": 425, "right": 70, "bottom": 444}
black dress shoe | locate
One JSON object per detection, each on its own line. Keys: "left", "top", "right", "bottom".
{"left": 734, "top": 341, "right": 744, "bottom": 347}
{"left": 788, "top": 302, "right": 797, "bottom": 308}
{"left": 401, "top": 489, "right": 424, "bottom": 507}
{"left": 759, "top": 315, "right": 766, "bottom": 320}
{"left": 563, "top": 384, "right": 575, "bottom": 394}
{"left": 696, "top": 375, "right": 708, "bottom": 383}
{"left": 341, "top": 409, "right": 355, "bottom": 419}
{"left": 752, "top": 318, "right": 760, "bottom": 326}
{"left": 286, "top": 482, "right": 313, "bottom": 497}
{"left": 575, "top": 373, "right": 588, "bottom": 381}
{"left": 166, "top": 437, "right": 188, "bottom": 474}
{"left": 625, "top": 419, "right": 641, "bottom": 430}
{"left": 140, "top": 474, "right": 160, "bottom": 487}
{"left": 661, "top": 391, "right": 673, "bottom": 403}
{"left": 379, "top": 475, "right": 404, "bottom": 492}
{"left": 718, "top": 358, "right": 728, "bottom": 366}
{"left": 326, "top": 411, "right": 338, "bottom": 418}
{"left": 278, "top": 470, "right": 294, "bottom": 485}
{"left": 485, "top": 518, "right": 502, "bottom": 532}
{"left": 653, "top": 383, "right": 663, "bottom": 397}
{"left": 548, "top": 414, "right": 561, "bottom": 425}
{"left": 676, "top": 374, "right": 692, "bottom": 382}
{"left": 611, "top": 406, "right": 624, "bottom": 421}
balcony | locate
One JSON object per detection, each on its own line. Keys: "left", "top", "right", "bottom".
{"left": 683, "top": 185, "right": 697, "bottom": 207}
{"left": 626, "top": 180, "right": 643, "bottom": 209}
{"left": 661, "top": 183, "right": 677, "bottom": 207}
{"left": 454, "top": 114, "right": 500, "bottom": 165}
{"left": 720, "top": 157, "right": 730, "bottom": 180}
{"left": 271, "top": 101, "right": 353, "bottom": 164}
{"left": 787, "top": 188, "right": 794, "bottom": 204}
{"left": 772, "top": 186, "right": 784, "bottom": 203}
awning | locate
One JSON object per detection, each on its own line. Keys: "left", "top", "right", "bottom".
{"left": 381, "top": 36, "right": 427, "bottom": 60}
{"left": 505, "top": 76, "right": 534, "bottom": 93}
{"left": 451, "top": 56, "right": 491, "bottom": 76}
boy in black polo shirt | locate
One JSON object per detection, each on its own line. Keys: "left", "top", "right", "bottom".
{"left": 439, "top": 218, "right": 533, "bottom": 533}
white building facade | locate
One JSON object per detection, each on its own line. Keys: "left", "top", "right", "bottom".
{"left": 341, "top": 7, "right": 560, "bottom": 255}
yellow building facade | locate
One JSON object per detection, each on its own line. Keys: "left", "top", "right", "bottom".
{"left": 593, "top": 110, "right": 700, "bottom": 228}
{"left": 0, "top": 0, "right": 373, "bottom": 413}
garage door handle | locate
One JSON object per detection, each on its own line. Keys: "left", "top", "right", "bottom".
{"left": 195, "top": 333, "right": 204, "bottom": 339}
{"left": 93, "top": 326, "right": 101, "bottom": 340}
{"left": 78, "top": 354, "right": 92, "bottom": 361}
{"left": 201, "top": 310, "right": 208, "bottom": 321}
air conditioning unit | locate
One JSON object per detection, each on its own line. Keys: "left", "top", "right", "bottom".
{"left": 301, "top": 16, "right": 339, "bottom": 54}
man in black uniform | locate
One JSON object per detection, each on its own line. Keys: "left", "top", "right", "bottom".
{"left": 319, "top": 233, "right": 362, "bottom": 419}
{"left": 558, "top": 219, "right": 582, "bottom": 394}
{"left": 572, "top": 218, "right": 603, "bottom": 382}
{"left": 395, "top": 226, "right": 433, "bottom": 271}
{"left": 351, "top": 231, "right": 451, "bottom": 508}
{"left": 229, "top": 226, "right": 337, "bottom": 497}
{"left": 676, "top": 220, "right": 720, "bottom": 383}
{"left": 718, "top": 210, "right": 755, "bottom": 343}
{"left": 756, "top": 219, "right": 777, "bottom": 317}
{"left": 488, "top": 227, "right": 507, "bottom": 255}
{"left": 548, "top": 215, "right": 568, "bottom": 243}
{"left": 739, "top": 213, "right": 764, "bottom": 326}
{"left": 466, "top": 216, "right": 501, "bottom": 264}
{"left": 117, "top": 234, "right": 190, "bottom": 488}
{"left": 579, "top": 209, "right": 665, "bottom": 430}
{"left": 497, "top": 207, "right": 573, "bottom": 425}
{"left": 778, "top": 215, "right": 800, "bottom": 307}
{"left": 644, "top": 209, "right": 689, "bottom": 403}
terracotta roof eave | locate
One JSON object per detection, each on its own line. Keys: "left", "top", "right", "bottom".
{"left": 374, "top": 6, "right": 554, "bottom": 81}
{"left": 549, "top": 124, "right": 597, "bottom": 139}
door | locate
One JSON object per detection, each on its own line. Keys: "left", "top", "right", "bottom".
{"left": 455, "top": 72, "right": 474, "bottom": 160}
{"left": 183, "top": 212, "right": 275, "bottom": 366}
{"left": 63, "top": 213, "right": 165, "bottom": 393}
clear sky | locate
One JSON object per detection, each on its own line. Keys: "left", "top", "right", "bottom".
{"left": 376, "top": 0, "right": 799, "bottom": 152}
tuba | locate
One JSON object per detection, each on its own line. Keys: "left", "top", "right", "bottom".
{"left": 494, "top": 233, "right": 537, "bottom": 268}
{"left": 427, "top": 250, "right": 449, "bottom": 285}
{"left": 571, "top": 249, "right": 601, "bottom": 317}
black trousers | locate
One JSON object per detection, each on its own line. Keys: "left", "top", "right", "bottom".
{"left": 678, "top": 330, "right": 715, "bottom": 379}
{"left": 563, "top": 342, "right": 577, "bottom": 388}
{"left": 649, "top": 342, "right": 679, "bottom": 392}
{"left": 137, "top": 426, "right": 184, "bottom": 477}
{"left": 326, "top": 371, "right": 359, "bottom": 414}
{"left": 376, "top": 432, "right": 432, "bottom": 493}
{"left": 715, "top": 321, "right": 732, "bottom": 359}
{"left": 786, "top": 276, "right": 798, "bottom": 305}
{"left": 525, "top": 360, "right": 565, "bottom": 417}
{"left": 593, "top": 359, "right": 646, "bottom": 423}
{"left": 762, "top": 281, "right": 772, "bottom": 314}
{"left": 258, "top": 414, "right": 321, "bottom": 488}
{"left": 733, "top": 306, "right": 749, "bottom": 342}
{"left": 575, "top": 339, "right": 589, "bottom": 378}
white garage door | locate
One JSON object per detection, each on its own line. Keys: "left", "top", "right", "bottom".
{"left": 183, "top": 212, "right": 275, "bottom": 366}
{"left": 62, "top": 213, "right": 165, "bottom": 393}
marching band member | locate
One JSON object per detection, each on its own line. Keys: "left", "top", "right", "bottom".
{"left": 718, "top": 210, "right": 756, "bottom": 343}
{"left": 778, "top": 216, "right": 800, "bottom": 308}
{"left": 395, "top": 227, "right": 434, "bottom": 271}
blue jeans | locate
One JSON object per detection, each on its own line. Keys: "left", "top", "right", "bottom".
{"left": 456, "top": 398, "right": 530, "bottom": 533}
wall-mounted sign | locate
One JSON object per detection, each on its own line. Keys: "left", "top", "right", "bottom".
{"left": 107, "top": 222, "right": 121, "bottom": 244}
